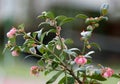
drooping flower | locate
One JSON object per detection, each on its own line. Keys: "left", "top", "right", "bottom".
{"left": 30, "top": 66, "right": 40, "bottom": 76}
{"left": 102, "top": 67, "right": 114, "bottom": 78}
{"left": 7, "top": 27, "right": 17, "bottom": 38}
{"left": 74, "top": 55, "right": 87, "bottom": 65}
{"left": 11, "top": 50, "right": 19, "bottom": 56}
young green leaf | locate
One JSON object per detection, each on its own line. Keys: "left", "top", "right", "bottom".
{"left": 59, "top": 17, "right": 74, "bottom": 26}
{"left": 76, "top": 14, "right": 88, "bottom": 19}
{"left": 69, "top": 48, "right": 80, "bottom": 52}
{"left": 37, "top": 15, "right": 45, "bottom": 19}
{"left": 87, "top": 74, "right": 106, "bottom": 81}
{"left": 46, "top": 11, "right": 54, "bottom": 19}
{"left": 64, "top": 38, "right": 74, "bottom": 45}
{"left": 90, "top": 42, "right": 101, "bottom": 51}
{"left": 38, "top": 22, "right": 50, "bottom": 27}
{"left": 58, "top": 76, "right": 75, "bottom": 84}
{"left": 46, "top": 71, "right": 63, "bottom": 84}
{"left": 40, "top": 32, "right": 46, "bottom": 43}
{"left": 55, "top": 15, "right": 67, "bottom": 21}
{"left": 38, "top": 59, "right": 44, "bottom": 66}
{"left": 36, "top": 44, "right": 45, "bottom": 54}
{"left": 37, "top": 28, "right": 43, "bottom": 41}
{"left": 46, "top": 29, "right": 56, "bottom": 36}
{"left": 112, "top": 74, "right": 120, "bottom": 78}
{"left": 18, "top": 23, "right": 25, "bottom": 29}
{"left": 52, "top": 61, "right": 58, "bottom": 69}
{"left": 29, "top": 47, "right": 36, "bottom": 54}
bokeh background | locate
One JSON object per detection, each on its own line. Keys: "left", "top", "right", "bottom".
{"left": 0, "top": 0, "right": 120, "bottom": 84}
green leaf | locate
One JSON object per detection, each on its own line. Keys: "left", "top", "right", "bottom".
{"left": 37, "top": 28, "right": 43, "bottom": 41}
{"left": 59, "top": 52, "right": 67, "bottom": 61}
{"left": 74, "top": 67, "right": 86, "bottom": 72}
{"left": 87, "top": 74, "right": 106, "bottom": 81}
{"left": 39, "top": 11, "right": 54, "bottom": 19}
{"left": 10, "top": 46, "right": 20, "bottom": 51}
{"left": 90, "top": 42, "right": 101, "bottom": 51}
{"left": 44, "top": 69, "right": 53, "bottom": 76}
{"left": 26, "top": 32, "right": 31, "bottom": 37}
{"left": 37, "top": 15, "right": 45, "bottom": 19}
{"left": 40, "top": 32, "right": 46, "bottom": 43}
{"left": 87, "top": 59, "right": 92, "bottom": 64}
{"left": 52, "top": 61, "right": 58, "bottom": 69}
{"left": 55, "top": 15, "right": 67, "bottom": 21}
{"left": 85, "top": 51, "right": 95, "bottom": 56}
{"left": 38, "top": 22, "right": 50, "bottom": 27}
{"left": 9, "top": 37, "right": 16, "bottom": 43}
{"left": 46, "top": 11, "right": 54, "bottom": 19}
{"left": 64, "top": 49, "right": 77, "bottom": 57}
{"left": 32, "top": 32, "right": 37, "bottom": 38}
{"left": 23, "top": 39, "right": 35, "bottom": 47}
{"left": 46, "top": 29, "right": 56, "bottom": 36}
{"left": 2, "top": 46, "right": 7, "bottom": 54}
{"left": 69, "top": 48, "right": 80, "bottom": 51}
{"left": 87, "top": 69, "right": 106, "bottom": 81}
{"left": 36, "top": 45, "right": 45, "bottom": 54}
{"left": 47, "top": 41, "right": 55, "bottom": 51}
{"left": 76, "top": 14, "right": 88, "bottom": 19}
{"left": 18, "top": 23, "right": 24, "bottom": 29}
{"left": 46, "top": 71, "right": 63, "bottom": 84}
{"left": 112, "top": 74, "right": 120, "bottom": 78}
{"left": 29, "top": 47, "right": 36, "bottom": 54}
{"left": 58, "top": 76, "right": 75, "bottom": 84}
{"left": 43, "top": 52, "right": 49, "bottom": 59}
{"left": 64, "top": 38, "right": 74, "bottom": 45}
{"left": 38, "top": 59, "right": 44, "bottom": 66}
{"left": 59, "top": 17, "right": 74, "bottom": 26}
{"left": 84, "top": 51, "right": 94, "bottom": 59}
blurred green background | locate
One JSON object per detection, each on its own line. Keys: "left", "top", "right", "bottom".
{"left": 0, "top": 0, "right": 120, "bottom": 84}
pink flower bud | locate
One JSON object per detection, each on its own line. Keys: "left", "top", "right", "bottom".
{"left": 11, "top": 50, "right": 19, "bottom": 56}
{"left": 102, "top": 67, "right": 114, "bottom": 78}
{"left": 30, "top": 66, "right": 40, "bottom": 76}
{"left": 9, "top": 28, "right": 17, "bottom": 34}
{"left": 74, "top": 56, "right": 87, "bottom": 65}
{"left": 7, "top": 27, "right": 17, "bottom": 38}
{"left": 7, "top": 32, "right": 14, "bottom": 38}
{"left": 56, "top": 44, "right": 61, "bottom": 50}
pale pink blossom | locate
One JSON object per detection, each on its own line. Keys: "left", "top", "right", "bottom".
{"left": 7, "top": 27, "right": 17, "bottom": 38}
{"left": 30, "top": 66, "right": 40, "bottom": 76}
{"left": 7, "top": 32, "right": 14, "bottom": 38}
{"left": 102, "top": 67, "right": 114, "bottom": 78}
{"left": 11, "top": 50, "right": 19, "bottom": 56}
{"left": 74, "top": 56, "right": 87, "bottom": 65}
{"left": 56, "top": 44, "right": 61, "bottom": 50}
{"left": 9, "top": 28, "right": 17, "bottom": 34}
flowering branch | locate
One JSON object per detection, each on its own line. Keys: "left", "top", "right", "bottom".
{"left": 4, "top": 3, "right": 120, "bottom": 84}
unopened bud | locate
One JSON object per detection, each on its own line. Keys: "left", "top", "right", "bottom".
{"left": 87, "top": 25, "right": 93, "bottom": 31}
{"left": 94, "top": 23, "right": 99, "bottom": 28}
{"left": 100, "top": 3, "right": 109, "bottom": 16}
